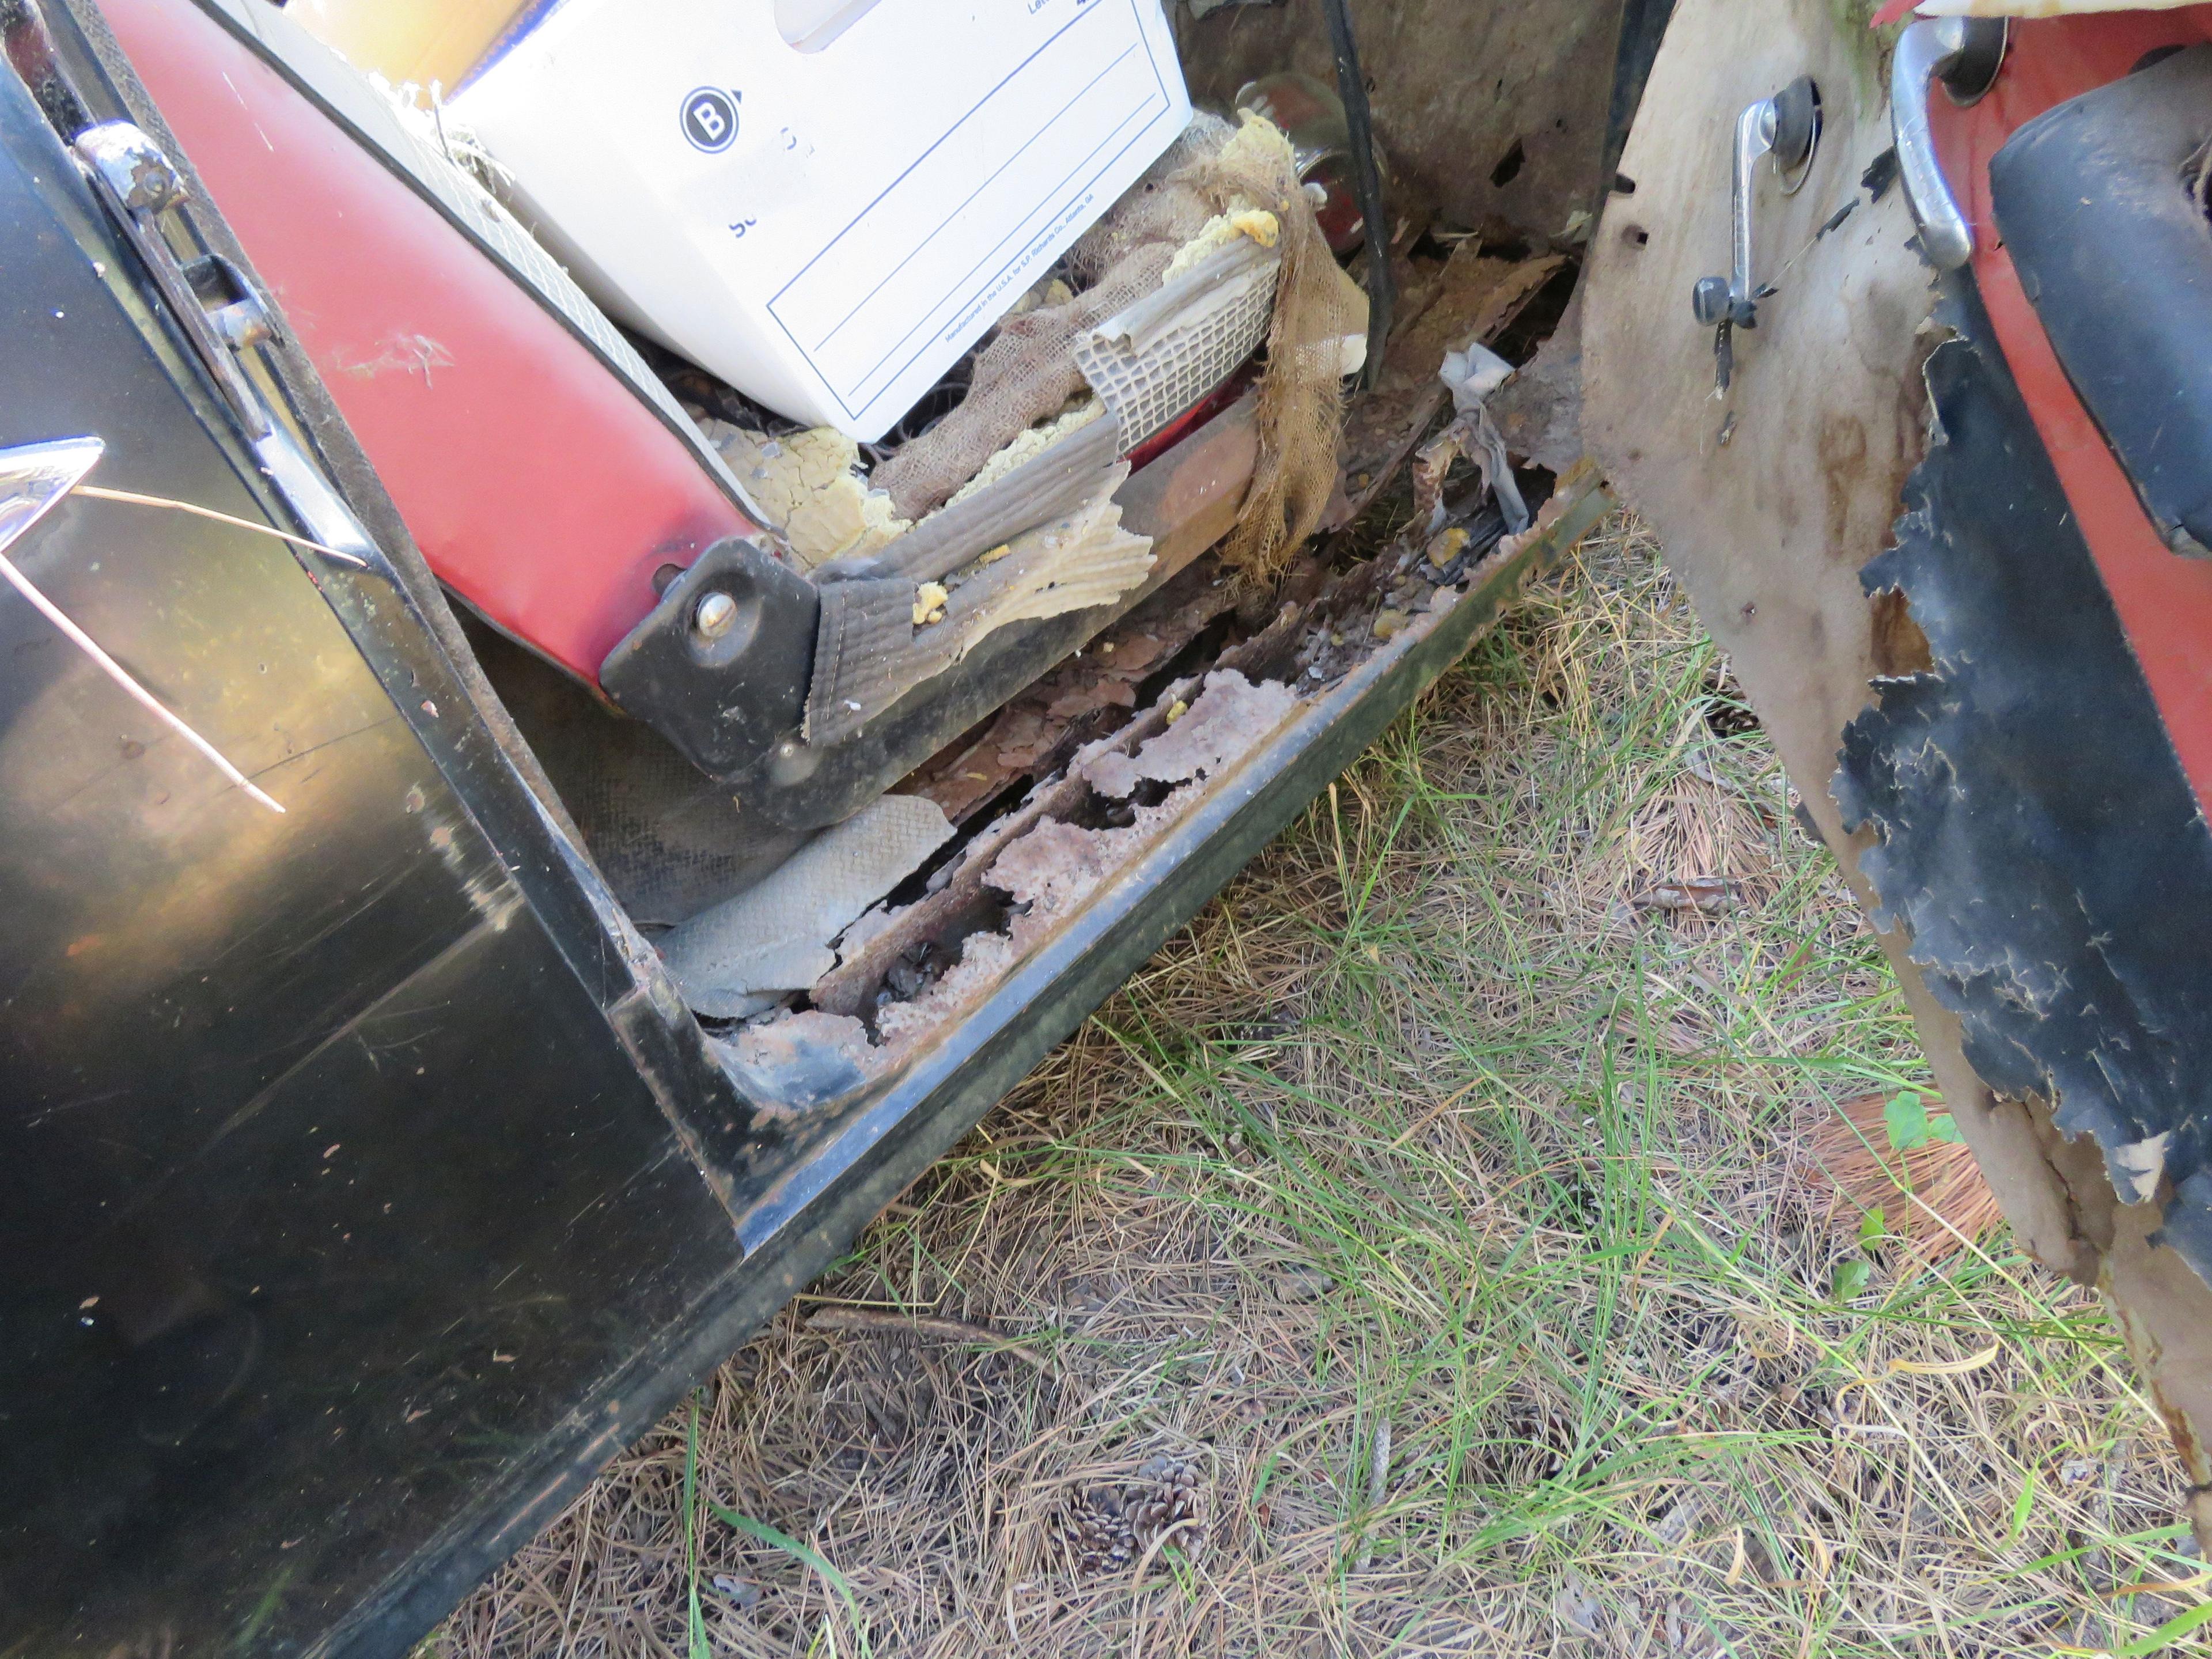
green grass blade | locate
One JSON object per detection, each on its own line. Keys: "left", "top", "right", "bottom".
{"left": 684, "top": 1393, "right": 709, "bottom": 1659}
{"left": 709, "top": 1503, "right": 872, "bottom": 1657}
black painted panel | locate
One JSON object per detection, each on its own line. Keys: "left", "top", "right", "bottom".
{"left": 0, "top": 60, "right": 741, "bottom": 1655}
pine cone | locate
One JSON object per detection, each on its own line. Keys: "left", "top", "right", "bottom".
{"left": 1049, "top": 1490, "right": 1136, "bottom": 1578}
{"left": 1049, "top": 1456, "right": 1209, "bottom": 1577}
{"left": 1126, "top": 1456, "right": 1207, "bottom": 1558}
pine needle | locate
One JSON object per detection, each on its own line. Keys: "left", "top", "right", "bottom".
{"left": 1807, "top": 1092, "right": 2003, "bottom": 1260}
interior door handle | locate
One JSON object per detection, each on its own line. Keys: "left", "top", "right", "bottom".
{"left": 1892, "top": 16, "right": 2008, "bottom": 271}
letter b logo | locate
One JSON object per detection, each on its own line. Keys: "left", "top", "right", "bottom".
{"left": 681, "top": 88, "right": 738, "bottom": 153}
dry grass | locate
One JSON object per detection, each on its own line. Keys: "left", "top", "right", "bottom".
{"left": 1803, "top": 1094, "right": 2006, "bottom": 1266}
{"left": 440, "top": 519, "right": 2203, "bottom": 1658}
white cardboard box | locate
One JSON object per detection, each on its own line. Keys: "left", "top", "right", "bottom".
{"left": 456, "top": 0, "right": 1192, "bottom": 441}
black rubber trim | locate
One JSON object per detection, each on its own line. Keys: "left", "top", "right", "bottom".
{"left": 1320, "top": 0, "right": 1391, "bottom": 388}
{"left": 1990, "top": 42, "right": 2212, "bottom": 558}
{"left": 1602, "top": 0, "right": 1677, "bottom": 191}
{"left": 1834, "top": 272, "right": 2212, "bottom": 1279}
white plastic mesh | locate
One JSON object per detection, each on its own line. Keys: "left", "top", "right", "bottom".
{"left": 1073, "top": 244, "right": 1281, "bottom": 447}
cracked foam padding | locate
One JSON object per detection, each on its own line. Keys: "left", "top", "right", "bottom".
{"left": 702, "top": 422, "right": 909, "bottom": 569}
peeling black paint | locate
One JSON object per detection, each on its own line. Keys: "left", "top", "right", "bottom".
{"left": 1832, "top": 278, "right": 2212, "bottom": 1281}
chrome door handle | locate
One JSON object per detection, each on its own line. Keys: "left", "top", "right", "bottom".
{"left": 1892, "top": 17, "right": 2008, "bottom": 271}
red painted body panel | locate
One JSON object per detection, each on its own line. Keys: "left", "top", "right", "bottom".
{"left": 103, "top": 0, "right": 755, "bottom": 684}
{"left": 1930, "top": 7, "right": 2212, "bottom": 812}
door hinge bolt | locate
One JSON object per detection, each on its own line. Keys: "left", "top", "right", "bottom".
{"left": 75, "top": 123, "right": 181, "bottom": 213}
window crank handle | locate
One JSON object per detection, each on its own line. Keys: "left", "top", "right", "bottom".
{"left": 1692, "top": 75, "right": 1820, "bottom": 332}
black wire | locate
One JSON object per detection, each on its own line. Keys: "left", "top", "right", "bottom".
{"left": 1320, "top": 0, "right": 1392, "bottom": 392}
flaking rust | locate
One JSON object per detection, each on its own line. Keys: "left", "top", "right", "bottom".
{"left": 749, "top": 463, "right": 1608, "bottom": 1090}
{"left": 887, "top": 670, "right": 1300, "bottom": 1041}
{"left": 758, "top": 666, "right": 1301, "bottom": 1072}
{"left": 1083, "top": 669, "right": 1297, "bottom": 799}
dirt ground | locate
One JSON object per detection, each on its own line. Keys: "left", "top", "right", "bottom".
{"left": 440, "top": 521, "right": 2203, "bottom": 1657}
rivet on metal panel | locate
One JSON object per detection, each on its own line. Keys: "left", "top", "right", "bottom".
{"left": 694, "top": 590, "right": 739, "bottom": 642}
